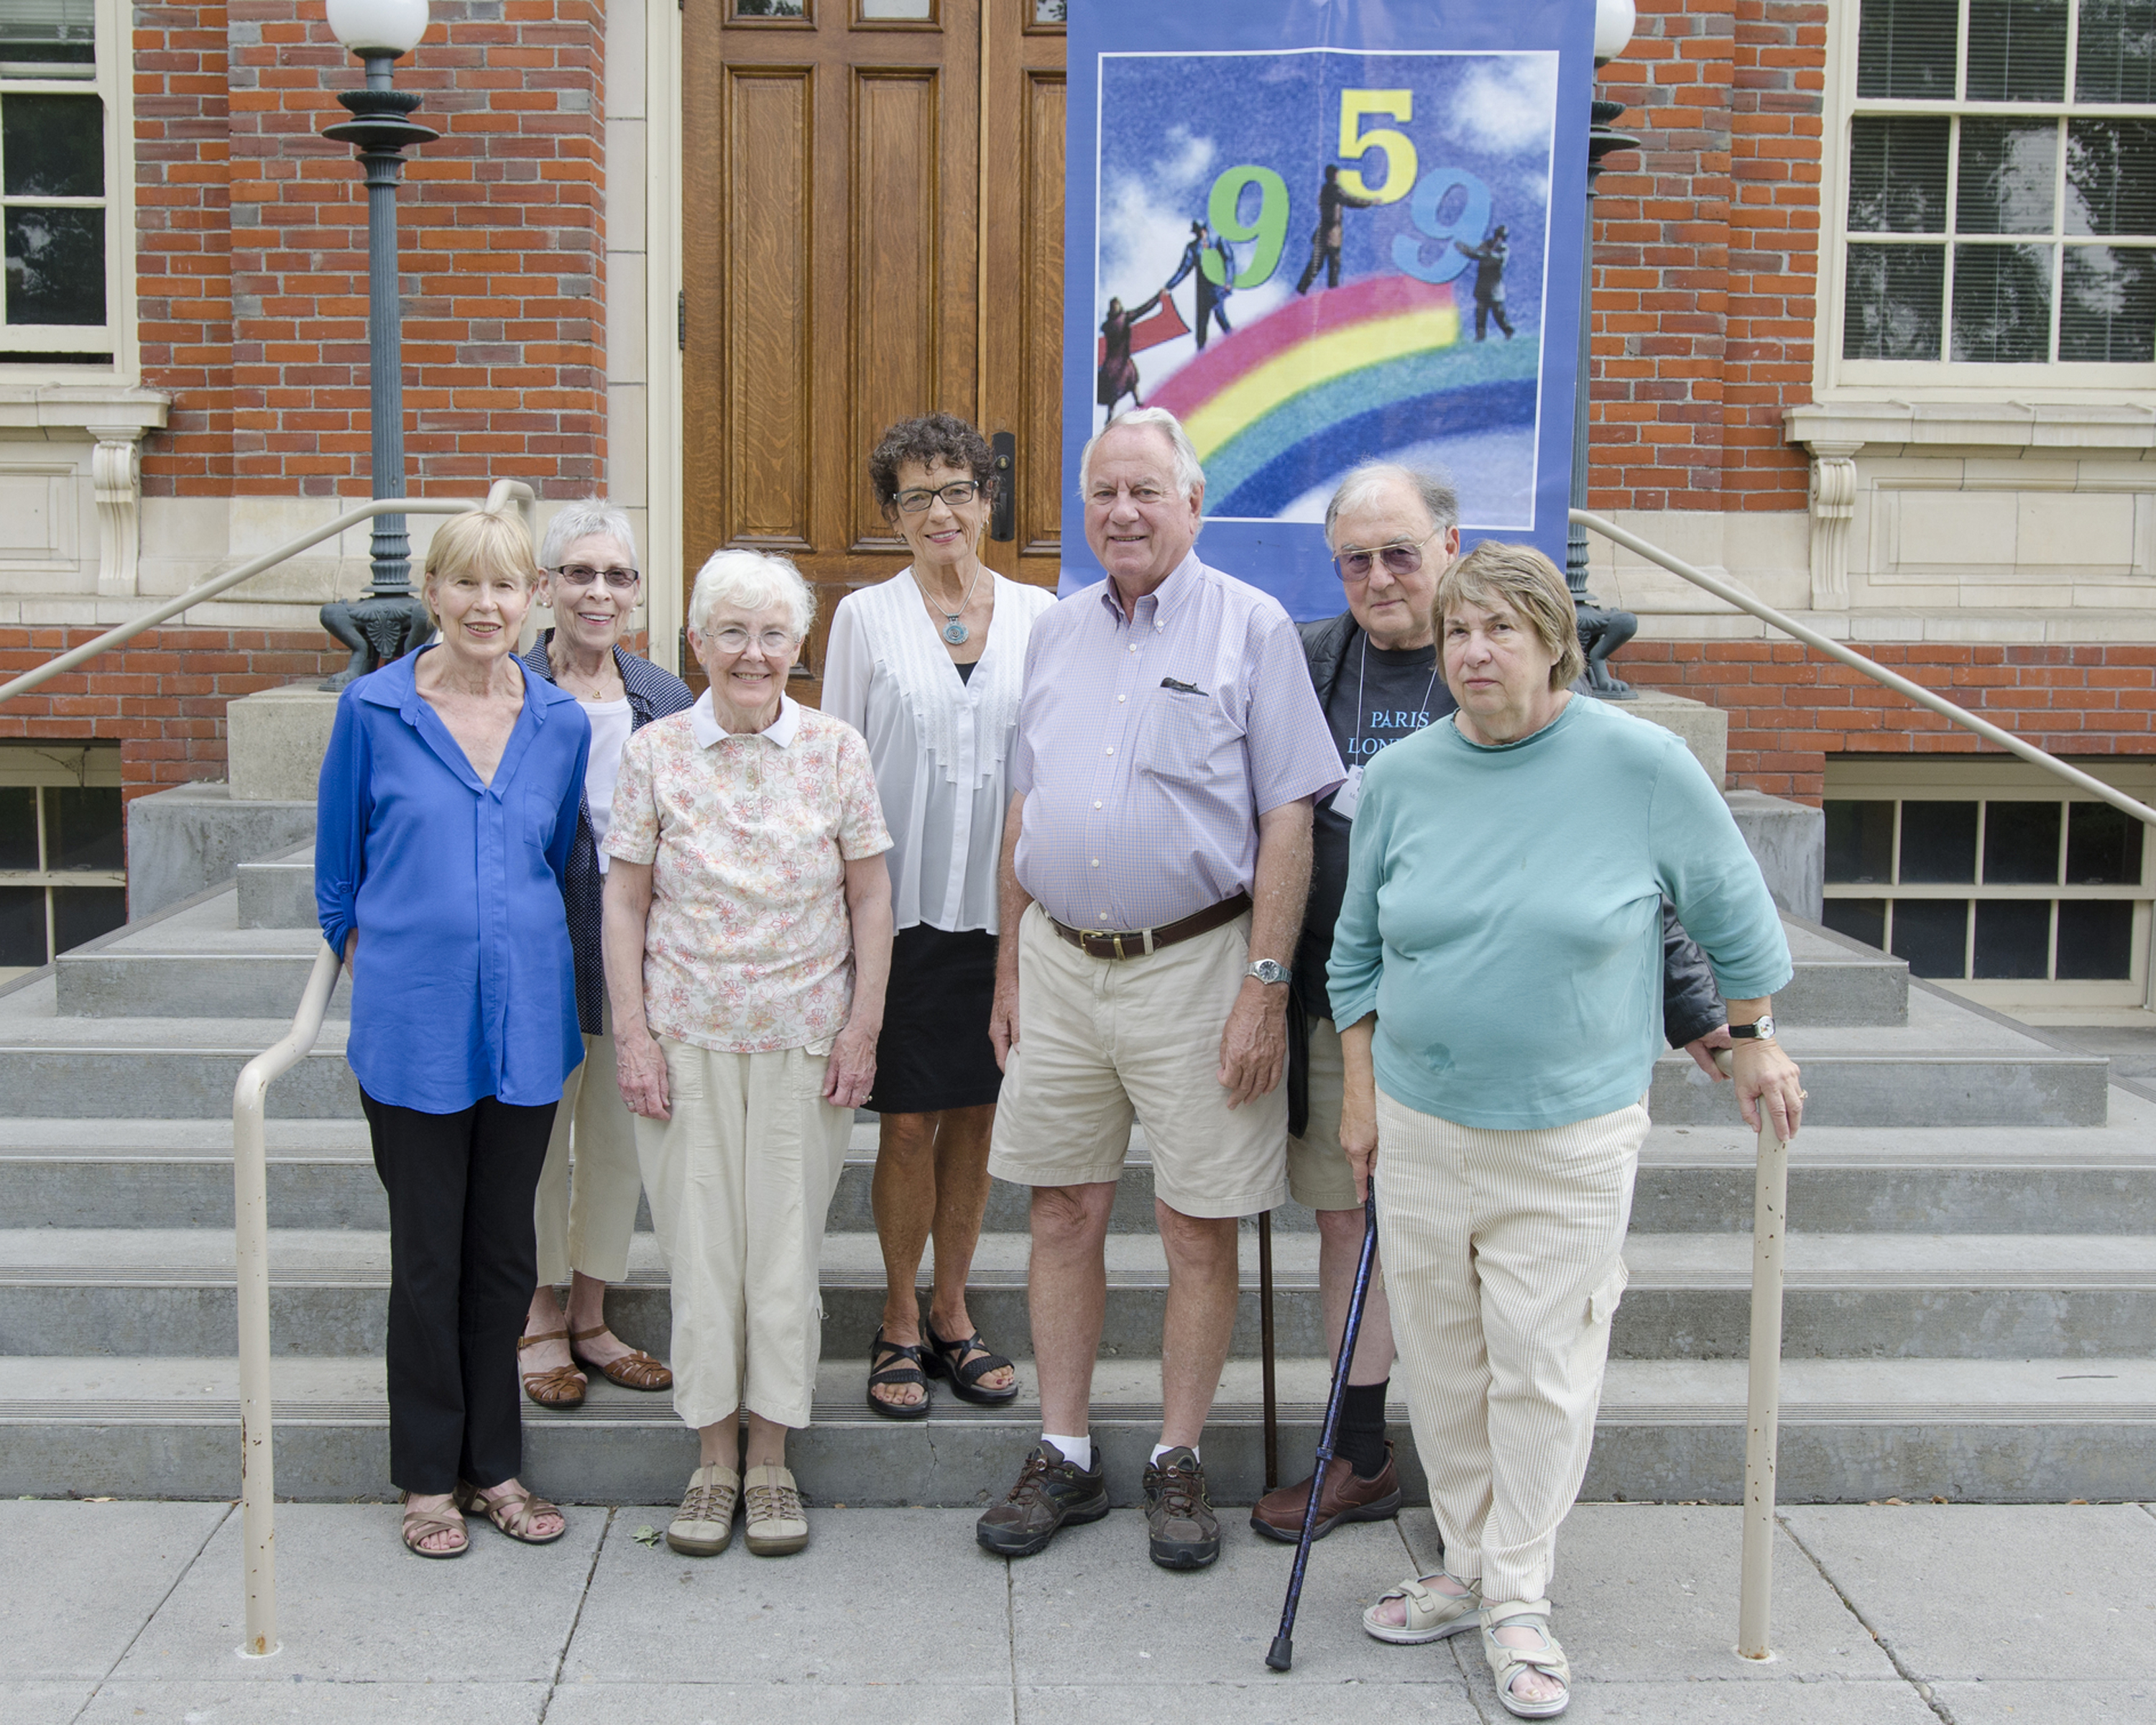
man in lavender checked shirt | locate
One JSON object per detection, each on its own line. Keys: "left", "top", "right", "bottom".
{"left": 975, "top": 408, "right": 1345, "bottom": 1571}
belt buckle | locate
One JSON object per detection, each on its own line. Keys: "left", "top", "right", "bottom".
{"left": 1078, "top": 926, "right": 1128, "bottom": 960}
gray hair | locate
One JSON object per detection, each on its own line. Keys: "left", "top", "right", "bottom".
{"left": 1079, "top": 407, "right": 1206, "bottom": 505}
{"left": 539, "top": 497, "right": 638, "bottom": 571}
{"left": 686, "top": 547, "right": 817, "bottom": 642}
{"left": 1323, "top": 461, "right": 1460, "bottom": 549}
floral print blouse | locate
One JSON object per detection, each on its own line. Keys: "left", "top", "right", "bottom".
{"left": 604, "top": 694, "right": 893, "bottom": 1054}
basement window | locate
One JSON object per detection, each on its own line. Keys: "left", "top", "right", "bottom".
{"left": 1823, "top": 755, "right": 2155, "bottom": 1013}
{"left": 0, "top": 740, "right": 124, "bottom": 980}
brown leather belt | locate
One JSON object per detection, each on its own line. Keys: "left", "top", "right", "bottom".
{"left": 1048, "top": 891, "right": 1251, "bottom": 961}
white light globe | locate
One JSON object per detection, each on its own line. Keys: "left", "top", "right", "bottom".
{"left": 1593, "top": 0, "right": 1638, "bottom": 60}
{"left": 326, "top": 0, "right": 430, "bottom": 56}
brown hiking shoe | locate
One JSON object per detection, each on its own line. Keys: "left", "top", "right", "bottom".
{"left": 975, "top": 1440, "right": 1110, "bottom": 1558}
{"left": 1249, "top": 1443, "right": 1402, "bottom": 1543}
{"left": 1142, "top": 1446, "right": 1219, "bottom": 1570}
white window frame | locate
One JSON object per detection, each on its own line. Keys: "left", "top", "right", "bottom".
{"left": 1823, "top": 755, "right": 2156, "bottom": 1014}
{"left": 1818, "top": 0, "right": 2156, "bottom": 399}
{"left": 0, "top": 0, "right": 134, "bottom": 376}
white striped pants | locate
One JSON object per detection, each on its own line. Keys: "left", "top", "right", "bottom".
{"left": 1376, "top": 1087, "right": 1648, "bottom": 1609}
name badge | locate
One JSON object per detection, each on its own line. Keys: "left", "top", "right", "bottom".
{"left": 1331, "top": 764, "right": 1364, "bottom": 822}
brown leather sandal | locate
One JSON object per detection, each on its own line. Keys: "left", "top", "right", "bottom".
{"left": 570, "top": 1324, "right": 673, "bottom": 1392}
{"left": 400, "top": 1495, "right": 468, "bottom": 1559}
{"left": 518, "top": 1329, "right": 587, "bottom": 1409}
{"left": 454, "top": 1478, "right": 567, "bottom": 1546}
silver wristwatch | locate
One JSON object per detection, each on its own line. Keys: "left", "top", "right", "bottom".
{"left": 1246, "top": 959, "right": 1291, "bottom": 986}
{"left": 1728, "top": 1015, "right": 1776, "bottom": 1041}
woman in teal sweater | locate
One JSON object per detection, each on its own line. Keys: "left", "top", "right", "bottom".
{"left": 1327, "top": 541, "right": 1802, "bottom": 1720}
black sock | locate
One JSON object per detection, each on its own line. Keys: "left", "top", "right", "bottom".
{"left": 1337, "top": 1380, "right": 1390, "bottom": 1479}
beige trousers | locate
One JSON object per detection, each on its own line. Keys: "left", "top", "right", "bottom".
{"left": 533, "top": 1010, "right": 644, "bottom": 1287}
{"left": 1376, "top": 1087, "right": 1647, "bottom": 1609}
{"left": 632, "top": 1040, "right": 853, "bottom": 1431}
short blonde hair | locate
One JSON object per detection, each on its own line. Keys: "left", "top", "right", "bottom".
{"left": 420, "top": 508, "right": 539, "bottom": 623}
{"left": 1436, "top": 540, "right": 1585, "bottom": 691}
{"left": 686, "top": 546, "right": 817, "bottom": 641}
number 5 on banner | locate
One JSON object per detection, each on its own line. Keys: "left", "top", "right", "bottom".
{"left": 1337, "top": 89, "right": 1418, "bottom": 202}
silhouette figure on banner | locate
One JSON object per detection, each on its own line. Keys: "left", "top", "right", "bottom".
{"left": 1097, "top": 290, "right": 1186, "bottom": 420}
{"left": 1296, "top": 164, "right": 1377, "bottom": 295}
{"left": 1455, "top": 225, "right": 1516, "bottom": 341}
{"left": 1164, "top": 220, "right": 1237, "bottom": 350}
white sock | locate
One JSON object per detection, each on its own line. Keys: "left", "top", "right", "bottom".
{"left": 1151, "top": 1443, "right": 1198, "bottom": 1466}
{"left": 1042, "top": 1432, "right": 1092, "bottom": 1470}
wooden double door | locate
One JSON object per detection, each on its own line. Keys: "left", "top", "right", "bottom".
{"left": 683, "top": 1, "right": 1067, "bottom": 699}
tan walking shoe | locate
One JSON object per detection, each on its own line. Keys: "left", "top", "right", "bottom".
{"left": 666, "top": 1463, "right": 740, "bottom": 1557}
{"left": 742, "top": 1463, "right": 809, "bottom": 1556}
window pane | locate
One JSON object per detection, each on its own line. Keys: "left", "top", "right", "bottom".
{"left": 1826, "top": 799, "right": 1897, "bottom": 882}
{"left": 45, "top": 785, "right": 119, "bottom": 871}
{"left": 1956, "top": 119, "right": 2058, "bottom": 236}
{"left": 0, "top": 785, "right": 35, "bottom": 870}
{"left": 1, "top": 93, "right": 103, "bottom": 198}
{"left": 1952, "top": 243, "right": 2054, "bottom": 360}
{"left": 0, "top": 0, "right": 94, "bottom": 65}
{"left": 1899, "top": 800, "right": 1978, "bottom": 881}
{"left": 1824, "top": 896, "right": 1888, "bottom": 951}
{"left": 2065, "top": 121, "right": 2156, "bottom": 237}
{"left": 1845, "top": 243, "right": 1946, "bottom": 358}
{"left": 3, "top": 206, "right": 103, "bottom": 325}
{"left": 2061, "top": 244, "right": 2156, "bottom": 359}
{"left": 1967, "top": 0, "right": 2070, "bottom": 99}
{"left": 859, "top": 0, "right": 932, "bottom": 14}
{"left": 1973, "top": 898, "right": 2052, "bottom": 977}
{"left": 1035, "top": 0, "right": 1067, "bottom": 20}
{"left": 1857, "top": 0, "right": 1960, "bottom": 97}
{"left": 50, "top": 883, "right": 122, "bottom": 954}
{"left": 2075, "top": 0, "right": 2156, "bottom": 102}
{"left": 1850, "top": 117, "right": 1951, "bottom": 234}
{"left": 731, "top": 0, "right": 806, "bottom": 14}
{"left": 1892, "top": 898, "right": 1971, "bottom": 977}
{"left": 1981, "top": 801, "right": 2062, "bottom": 883}
{"left": 2055, "top": 898, "right": 2133, "bottom": 978}
{"left": 0, "top": 886, "right": 45, "bottom": 967}
{"left": 2065, "top": 800, "right": 2146, "bottom": 883}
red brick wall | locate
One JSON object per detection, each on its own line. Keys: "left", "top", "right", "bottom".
{"left": 134, "top": 1, "right": 607, "bottom": 500}
{"left": 1622, "top": 644, "right": 2156, "bottom": 803}
{"left": 1590, "top": 0, "right": 1823, "bottom": 512}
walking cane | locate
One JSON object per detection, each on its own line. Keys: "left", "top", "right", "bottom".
{"left": 1258, "top": 1211, "right": 1279, "bottom": 1491}
{"left": 1266, "top": 1178, "right": 1379, "bottom": 1673}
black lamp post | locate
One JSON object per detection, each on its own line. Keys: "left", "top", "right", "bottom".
{"left": 318, "top": 0, "right": 439, "bottom": 691}
{"left": 1567, "top": 0, "right": 1642, "bottom": 698}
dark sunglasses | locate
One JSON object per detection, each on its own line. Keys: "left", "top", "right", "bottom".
{"left": 1333, "top": 530, "right": 1443, "bottom": 582}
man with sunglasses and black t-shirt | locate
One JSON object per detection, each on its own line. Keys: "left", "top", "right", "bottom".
{"left": 1250, "top": 461, "right": 1732, "bottom": 1548}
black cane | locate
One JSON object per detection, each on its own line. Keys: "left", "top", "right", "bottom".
{"left": 1258, "top": 1210, "right": 1279, "bottom": 1491}
{"left": 1266, "top": 1178, "right": 1379, "bottom": 1673}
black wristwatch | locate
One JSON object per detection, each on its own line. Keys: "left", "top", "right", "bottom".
{"left": 1728, "top": 1015, "right": 1776, "bottom": 1041}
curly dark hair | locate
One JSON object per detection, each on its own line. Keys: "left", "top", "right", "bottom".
{"left": 867, "top": 413, "right": 997, "bottom": 518}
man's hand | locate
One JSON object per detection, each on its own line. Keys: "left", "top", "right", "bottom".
{"left": 989, "top": 970, "right": 1021, "bottom": 1072}
{"left": 824, "top": 1019, "right": 877, "bottom": 1111}
{"left": 1216, "top": 978, "right": 1287, "bottom": 1108}
{"left": 1686, "top": 1023, "right": 1733, "bottom": 1080}
{"left": 614, "top": 1026, "right": 672, "bottom": 1122}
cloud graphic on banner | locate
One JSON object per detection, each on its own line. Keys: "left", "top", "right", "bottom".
{"left": 1443, "top": 55, "right": 1559, "bottom": 156}
{"left": 1100, "top": 125, "right": 1218, "bottom": 305}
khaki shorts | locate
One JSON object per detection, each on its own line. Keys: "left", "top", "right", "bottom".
{"left": 987, "top": 902, "right": 1288, "bottom": 1219}
{"left": 1287, "top": 1012, "right": 1362, "bottom": 1213}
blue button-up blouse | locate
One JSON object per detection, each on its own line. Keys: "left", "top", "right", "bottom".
{"left": 315, "top": 648, "right": 591, "bottom": 1114}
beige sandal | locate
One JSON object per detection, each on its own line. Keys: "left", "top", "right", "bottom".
{"left": 742, "top": 1463, "right": 809, "bottom": 1556}
{"left": 453, "top": 1479, "right": 567, "bottom": 1545}
{"left": 518, "top": 1330, "right": 587, "bottom": 1409}
{"left": 1481, "top": 1599, "right": 1571, "bottom": 1719}
{"left": 399, "top": 1494, "right": 468, "bottom": 1559}
{"left": 1363, "top": 1571, "right": 1481, "bottom": 1644}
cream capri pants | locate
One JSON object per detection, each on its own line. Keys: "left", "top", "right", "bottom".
{"left": 632, "top": 1040, "right": 854, "bottom": 1432}
{"left": 533, "top": 1005, "right": 644, "bottom": 1288}
{"left": 1376, "top": 1086, "right": 1647, "bottom": 1609}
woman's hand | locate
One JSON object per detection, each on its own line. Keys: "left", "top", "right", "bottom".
{"left": 824, "top": 1020, "right": 877, "bottom": 1111}
{"left": 341, "top": 930, "right": 357, "bottom": 978}
{"left": 1340, "top": 1087, "right": 1380, "bottom": 1202}
{"left": 614, "top": 1025, "right": 672, "bottom": 1121}
{"left": 1733, "top": 1038, "right": 1804, "bottom": 1142}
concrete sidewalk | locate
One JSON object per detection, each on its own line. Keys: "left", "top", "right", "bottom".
{"left": 4, "top": 1499, "right": 2150, "bottom": 1724}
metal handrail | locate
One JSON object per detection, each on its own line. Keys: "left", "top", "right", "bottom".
{"left": 0, "top": 479, "right": 537, "bottom": 706}
{"left": 1571, "top": 509, "right": 2156, "bottom": 831}
{"left": 231, "top": 939, "right": 342, "bottom": 1660}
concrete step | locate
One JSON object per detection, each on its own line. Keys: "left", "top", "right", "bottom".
{"left": 53, "top": 894, "right": 346, "bottom": 1020}
{"left": 6, "top": 1226, "right": 2151, "bottom": 1362}
{"left": 235, "top": 851, "right": 316, "bottom": 932}
{"left": 3, "top": 1353, "right": 2147, "bottom": 1506}
{"left": 7, "top": 1095, "right": 2152, "bottom": 1233}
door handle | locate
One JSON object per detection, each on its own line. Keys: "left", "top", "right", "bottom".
{"left": 990, "top": 431, "right": 1015, "bottom": 543}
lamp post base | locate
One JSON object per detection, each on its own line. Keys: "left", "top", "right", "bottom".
{"left": 318, "top": 593, "right": 436, "bottom": 691}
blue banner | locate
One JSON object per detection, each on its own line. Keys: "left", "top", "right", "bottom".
{"left": 1063, "top": 0, "right": 1595, "bottom": 617}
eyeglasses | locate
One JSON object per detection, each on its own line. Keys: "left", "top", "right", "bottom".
{"left": 552, "top": 564, "right": 640, "bottom": 590}
{"left": 706, "top": 626, "right": 798, "bottom": 656}
{"left": 1332, "top": 530, "right": 1443, "bottom": 583}
{"left": 894, "top": 480, "right": 982, "bottom": 513}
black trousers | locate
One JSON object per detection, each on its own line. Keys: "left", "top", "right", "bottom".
{"left": 360, "top": 1087, "right": 558, "bottom": 1495}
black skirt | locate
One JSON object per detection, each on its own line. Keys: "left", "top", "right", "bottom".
{"left": 866, "top": 923, "right": 1004, "bottom": 1116}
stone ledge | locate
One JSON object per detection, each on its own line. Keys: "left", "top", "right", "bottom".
{"left": 1787, "top": 399, "right": 2156, "bottom": 455}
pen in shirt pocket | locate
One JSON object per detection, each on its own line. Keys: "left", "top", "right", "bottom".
{"left": 1159, "top": 677, "right": 1207, "bottom": 695}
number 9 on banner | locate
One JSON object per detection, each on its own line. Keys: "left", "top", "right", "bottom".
{"left": 1204, "top": 165, "right": 1289, "bottom": 288}
{"left": 1393, "top": 167, "right": 1493, "bottom": 285}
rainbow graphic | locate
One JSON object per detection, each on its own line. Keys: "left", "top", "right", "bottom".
{"left": 1145, "top": 273, "right": 1540, "bottom": 519}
